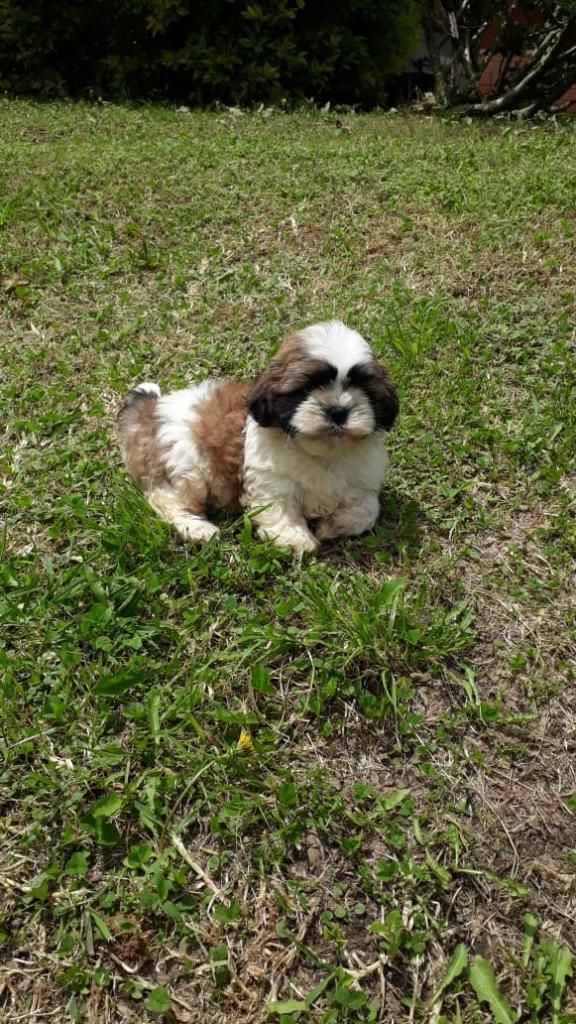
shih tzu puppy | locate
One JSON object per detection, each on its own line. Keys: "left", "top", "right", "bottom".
{"left": 117, "top": 320, "right": 398, "bottom": 554}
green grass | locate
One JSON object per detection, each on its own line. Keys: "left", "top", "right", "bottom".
{"left": 1, "top": 99, "right": 576, "bottom": 1023}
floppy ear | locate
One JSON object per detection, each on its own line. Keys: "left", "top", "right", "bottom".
{"left": 247, "top": 381, "right": 278, "bottom": 427}
{"left": 368, "top": 361, "right": 399, "bottom": 432}
{"left": 246, "top": 336, "right": 307, "bottom": 428}
{"left": 246, "top": 363, "right": 284, "bottom": 427}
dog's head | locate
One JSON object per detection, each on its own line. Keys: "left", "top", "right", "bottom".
{"left": 247, "top": 320, "right": 398, "bottom": 455}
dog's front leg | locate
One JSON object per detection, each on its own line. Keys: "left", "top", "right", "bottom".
{"left": 252, "top": 502, "right": 318, "bottom": 555}
{"left": 315, "top": 491, "right": 380, "bottom": 541}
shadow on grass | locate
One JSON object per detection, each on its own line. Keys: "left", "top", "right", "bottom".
{"left": 319, "top": 488, "right": 423, "bottom": 567}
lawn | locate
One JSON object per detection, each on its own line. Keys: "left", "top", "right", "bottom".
{"left": 1, "top": 99, "right": 575, "bottom": 1024}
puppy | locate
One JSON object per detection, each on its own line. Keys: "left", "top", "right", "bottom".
{"left": 117, "top": 320, "right": 398, "bottom": 554}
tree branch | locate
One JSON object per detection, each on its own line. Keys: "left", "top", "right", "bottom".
{"left": 463, "top": 20, "right": 576, "bottom": 115}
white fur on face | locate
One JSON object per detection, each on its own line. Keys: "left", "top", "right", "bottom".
{"left": 300, "top": 320, "right": 372, "bottom": 373}
{"left": 289, "top": 321, "right": 377, "bottom": 449}
{"left": 291, "top": 385, "right": 375, "bottom": 447}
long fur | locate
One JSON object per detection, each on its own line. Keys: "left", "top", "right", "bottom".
{"left": 117, "top": 320, "right": 398, "bottom": 553}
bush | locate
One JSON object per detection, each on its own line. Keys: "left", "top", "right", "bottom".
{"left": 0, "top": 0, "right": 422, "bottom": 106}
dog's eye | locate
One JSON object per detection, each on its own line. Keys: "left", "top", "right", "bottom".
{"left": 346, "top": 365, "right": 374, "bottom": 388}
{"left": 306, "top": 369, "right": 337, "bottom": 390}
{"left": 279, "top": 387, "right": 306, "bottom": 400}
{"left": 280, "top": 379, "right": 328, "bottom": 400}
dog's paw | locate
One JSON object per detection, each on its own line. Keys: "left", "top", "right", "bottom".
{"left": 176, "top": 518, "right": 220, "bottom": 544}
{"left": 287, "top": 533, "right": 319, "bottom": 557}
{"left": 315, "top": 499, "right": 379, "bottom": 541}
{"left": 260, "top": 526, "right": 319, "bottom": 556}
{"left": 314, "top": 516, "right": 338, "bottom": 541}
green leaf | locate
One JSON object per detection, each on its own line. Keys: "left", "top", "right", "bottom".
{"left": 469, "top": 956, "right": 517, "bottom": 1024}
{"left": 278, "top": 782, "right": 298, "bottom": 808}
{"left": 340, "top": 835, "right": 362, "bottom": 855}
{"left": 333, "top": 987, "right": 367, "bottom": 1009}
{"left": 153, "top": 867, "right": 170, "bottom": 901}
{"left": 522, "top": 912, "right": 538, "bottom": 968}
{"left": 148, "top": 690, "right": 161, "bottom": 745}
{"left": 430, "top": 943, "right": 468, "bottom": 1004}
{"left": 241, "top": 513, "right": 253, "bottom": 543}
{"left": 90, "top": 910, "right": 113, "bottom": 942}
{"left": 124, "top": 842, "right": 153, "bottom": 869}
{"left": 412, "top": 816, "right": 424, "bottom": 845}
{"left": 380, "top": 788, "right": 410, "bottom": 811}
{"left": 541, "top": 940, "right": 572, "bottom": 1021}
{"left": 276, "top": 918, "right": 292, "bottom": 940}
{"left": 251, "top": 664, "right": 275, "bottom": 694}
{"left": 145, "top": 986, "right": 171, "bottom": 1014}
{"left": 214, "top": 899, "right": 241, "bottom": 925}
{"left": 95, "top": 668, "right": 146, "bottom": 697}
{"left": 210, "top": 941, "right": 229, "bottom": 987}
{"left": 425, "top": 850, "right": 451, "bottom": 888}
{"left": 267, "top": 1000, "right": 308, "bottom": 1015}
{"left": 64, "top": 851, "right": 89, "bottom": 877}
{"left": 89, "top": 793, "right": 123, "bottom": 819}
{"left": 161, "top": 900, "right": 183, "bottom": 923}
{"left": 353, "top": 783, "right": 373, "bottom": 802}
{"left": 304, "top": 974, "right": 332, "bottom": 1006}
{"left": 210, "top": 942, "right": 228, "bottom": 964}
{"left": 81, "top": 601, "right": 112, "bottom": 633}
{"left": 94, "top": 820, "right": 121, "bottom": 846}
{"left": 486, "top": 872, "right": 529, "bottom": 898}
{"left": 27, "top": 875, "right": 49, "bottom": 901}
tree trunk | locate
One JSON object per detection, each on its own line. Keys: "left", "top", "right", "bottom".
{"left": 421, "top": 0, "right": 448, "bottom": 103}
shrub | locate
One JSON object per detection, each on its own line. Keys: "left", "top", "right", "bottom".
{"left": 0, "top": 0, "right": 422, "bottom": 106}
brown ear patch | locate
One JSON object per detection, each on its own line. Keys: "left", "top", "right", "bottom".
{"left": 246, "top": 335, "right": 305, "bottom": 412}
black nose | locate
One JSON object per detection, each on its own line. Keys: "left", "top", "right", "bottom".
{"left": 325, "top": 405, "right": 349, "bottom": 426}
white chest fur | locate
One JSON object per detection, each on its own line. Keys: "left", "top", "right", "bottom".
{"left": 243, "top": 418, "right": 389, "bottom": 519}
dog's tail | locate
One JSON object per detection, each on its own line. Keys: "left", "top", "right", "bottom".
{"left": 117, "top": 382, "right": 161, "bottom": 431}
{"left": 117, "top": 382, "right": 163, "bottom": 488}
{"left": 117, "top": 383, "right": 162, "bottom": 484}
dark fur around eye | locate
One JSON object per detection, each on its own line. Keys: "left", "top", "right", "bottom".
{"left": 303, "top": 365, "right": 337, "bottom": 391}
{"left": 272, "top": 366, "right": 337, "bottom": 429}
{"left": 247, "top": 364, "right": 337, "bottom": 432}
{"left": 247, "top": 390, "right": 305, "bottom": 432}
{"left": 346, "top": 361, "right": 399, "bottom": 432}
{"left": 345, "top": 364, "right": 375, "bottom": 388}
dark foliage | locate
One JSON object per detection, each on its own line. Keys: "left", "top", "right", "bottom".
{"left": 0, "top": 0, "right": 421, "bottom": 105}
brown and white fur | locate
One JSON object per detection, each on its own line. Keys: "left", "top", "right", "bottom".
{"left": 117, "top": 320, "right": 398, "bottom": 554}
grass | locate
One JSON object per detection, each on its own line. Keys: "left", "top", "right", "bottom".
{"left": 1, "top": 99, "right": 576, "bottom": 1023}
